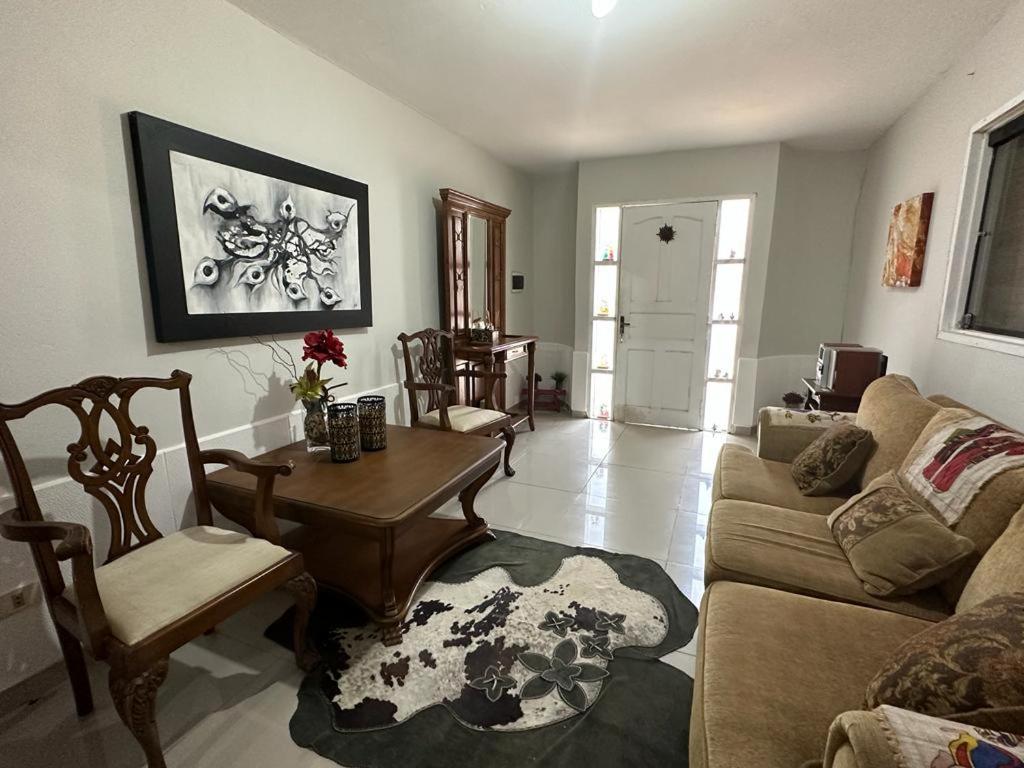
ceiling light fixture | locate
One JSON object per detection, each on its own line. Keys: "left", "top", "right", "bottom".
{"left": 592, "top": 0, "right": 617, "bottom": 19}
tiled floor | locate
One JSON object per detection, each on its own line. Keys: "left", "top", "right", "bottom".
{"left": 0, "top": 413, "right": 751, "bottom": 768}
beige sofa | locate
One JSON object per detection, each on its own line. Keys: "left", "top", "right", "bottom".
{"left": 690, "top": 375, "right": 1022, "bottom": 768}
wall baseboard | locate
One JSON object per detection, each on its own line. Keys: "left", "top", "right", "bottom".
{"left": 0, "top": 660, "right": 65, "bottom": 717}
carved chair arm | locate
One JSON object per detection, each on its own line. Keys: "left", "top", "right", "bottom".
{"left": 0, "top": 511, "right": 92, "bottom": 557}
{"left": 0, "top": 510, "right": 111, "bottom": 657}
{"left": 200, "top": 449, "right": 293, "bottom": 478}
{"left": 200, "top": 450, "right": 292, "bottom": 545}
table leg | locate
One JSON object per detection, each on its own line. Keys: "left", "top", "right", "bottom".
{"left": 379, "top": 528, "right": 402, "bottom": 646}
{"left": 527, "top": 341, "right": 536, "bottom": 431}
{"left": 459, "top": 459, "right": 498, "bottom": 528}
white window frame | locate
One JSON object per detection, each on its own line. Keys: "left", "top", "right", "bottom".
{"left": 939, "top": 88, "right": 1024, "bottom": 357}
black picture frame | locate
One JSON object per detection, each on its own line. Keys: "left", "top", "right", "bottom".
{"left": 128, "top": 112, "right": 372, "bottom": 342}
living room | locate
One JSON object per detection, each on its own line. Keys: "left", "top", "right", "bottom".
{"left": 2, "top": 1, "right": 1024, "bottom": 766}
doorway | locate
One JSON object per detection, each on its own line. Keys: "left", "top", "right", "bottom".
{"left": 588, "top": 197, "right": 752, "bottom": 431}
{"left": 614, "top": 202, "right": 717, "bottom": 428}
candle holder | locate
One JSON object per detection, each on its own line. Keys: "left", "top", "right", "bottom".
{"left": 327, "top": 403, "right": 360, "bottom": 463}
{"left": 358, "top": 395, "right": 387, "bottom": 451}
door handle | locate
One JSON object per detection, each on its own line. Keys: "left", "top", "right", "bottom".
{"left": 619, "top": 315, "right": 631, "bottom": 342}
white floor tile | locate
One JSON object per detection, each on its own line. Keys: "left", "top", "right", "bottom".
{"left": 660, "top": 650, "right": 696, "bottom": 676}
{"left": 583, "top": 464, "right": 689, "bottom": 508}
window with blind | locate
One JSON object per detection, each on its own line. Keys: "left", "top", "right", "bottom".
{"left": 962, "top": 112, "right": 1024, "bottom": 337}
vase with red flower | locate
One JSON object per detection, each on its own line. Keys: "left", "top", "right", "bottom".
{"left": 258, "top": 330, "right": 349, "bottom": 453}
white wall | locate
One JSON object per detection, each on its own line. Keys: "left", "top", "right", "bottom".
{"left": 524, "top": 167, "right": 580, "bottom": 392}
{"left": 752, "top": 146, "right": 867, "bottom": 416}
{"left": 0, "top": 0, "right": 532, "bottom": 694}
{"left": 844, "top": 0, "right": 1024, "bottom": 427}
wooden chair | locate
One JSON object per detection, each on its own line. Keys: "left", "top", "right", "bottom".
{"left": 0, "top": 371, "right": 317, "bottom": 768}
{"left": 398, "top": 328, "right": 516, "bottom": 476}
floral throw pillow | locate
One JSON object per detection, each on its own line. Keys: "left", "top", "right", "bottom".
{"left": 865, "top": 593, "right": 1024, "bottom": 734}
{"left": 827, "top": 472, "right": 975, "bottom": 596}
{"left": 791, "top": 422, "right": 874, "bottom": 496}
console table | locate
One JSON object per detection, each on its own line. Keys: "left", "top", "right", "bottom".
{"left": 206, "top": 425, "right": 503, "bottom": 645}
{"left": 454, "top": 333, "right": 539, "bottom": 430}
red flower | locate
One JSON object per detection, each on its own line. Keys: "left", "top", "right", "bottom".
{"left": 302, "top": 329, "right": 347, "bottom": 368}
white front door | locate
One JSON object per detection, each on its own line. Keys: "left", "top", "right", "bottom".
{"left": 613, "top": 201, "right": 717, "bottom": 428}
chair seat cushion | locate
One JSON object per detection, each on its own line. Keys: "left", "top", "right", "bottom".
{"left": 420, "top": 404, "right": 507, "bottom": 433}
{"left": 691, "top": 581, "right": 931, "bottom": 768}
{"left": 64, "top": 526, "right": 292, "bottom": 645}
{"left": 713, "top": 443, "right": 850, "bottom": 515}
{"left": 705, "top": 499, "right": 951, "bottom": 621}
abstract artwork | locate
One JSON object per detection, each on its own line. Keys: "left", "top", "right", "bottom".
{"left": 881, "top": 192, "right": 933, "bottom": 287}
{"left": 129, "top": 112, "right": 371, "bottom": 341}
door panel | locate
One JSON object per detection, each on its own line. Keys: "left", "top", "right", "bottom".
{"left": 629, "top": 313, "right": 696, "bottom": 341}
{"left": 624, "top": 348, "right": 656, "bottom": 408}
{"left": 613, "top": 201, "right": 717, "bottom": 428}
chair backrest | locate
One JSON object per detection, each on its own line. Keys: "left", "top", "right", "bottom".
{"left": 0, "top": 371, "right": 211, "bottom": 571}
{"left": 397, "top": 328, "right": 456, "bottom": 423}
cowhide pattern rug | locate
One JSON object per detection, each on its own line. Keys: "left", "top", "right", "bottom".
{"left": 323, "top": 554, "right": 668, "bottom": 732}
{"left": 271, "top": 531, "right": 699, "bottom": 768}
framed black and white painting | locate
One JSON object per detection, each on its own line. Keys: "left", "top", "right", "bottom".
{"left": 128, "top": 112, "right": 371, "bottom": 341}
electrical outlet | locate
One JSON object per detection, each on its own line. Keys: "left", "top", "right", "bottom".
{"left": 0, "top": 583, "right": 40, "bottom": 620}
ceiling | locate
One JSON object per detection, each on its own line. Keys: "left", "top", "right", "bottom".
{"left": 231, "top": 0, "right": 1013, "bottom": 170}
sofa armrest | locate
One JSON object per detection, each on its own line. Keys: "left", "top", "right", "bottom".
{"left": 821, "top": 706, "right": 1024, "bottom": 768}
{"left": 756, "top": 407, "right": 858, "bottom": 463}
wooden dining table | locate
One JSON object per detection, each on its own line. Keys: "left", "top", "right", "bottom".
{"left": 205, "top": 425, "right": 504, "bottom": 645}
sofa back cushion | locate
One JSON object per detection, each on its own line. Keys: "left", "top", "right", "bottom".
{"left": 864, "top": 593, "right": 1024, "bottom": 733}
{"left": 856, "top": 375, "right": 940, "bottom": 488}
{"left": 896, "top": 408, "right": 1024, "bottom": 605}
{"left": 957, "top": 505, "right": 1024, "bottom": 614}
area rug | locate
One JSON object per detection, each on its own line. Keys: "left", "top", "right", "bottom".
{"left": 265, "top": 530, "right": 699, "bottom": 768}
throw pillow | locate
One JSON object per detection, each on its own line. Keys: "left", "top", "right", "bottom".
{"left": 827, "top": 472, "right": 975, "bottom": 596}
{"left": 864, "top": 593, "right": 1024, "bottom": 733}
{"left": 898, "top": 407, "right": 1024, "bottom": 603}
{"left": 791, "top": 422, "right": 873, "bottom": 496}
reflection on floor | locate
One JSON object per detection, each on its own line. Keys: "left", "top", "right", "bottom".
{"left": 0, "top": 412, "right": 752, "bottom": 767}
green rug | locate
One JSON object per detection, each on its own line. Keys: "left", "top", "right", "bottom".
{"left": 266, "top": 530, "right": 698, "bottom": 767}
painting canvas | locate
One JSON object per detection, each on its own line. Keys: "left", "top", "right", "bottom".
{"left": 129, "top": 112, "right": 371, "bottom": 341}
{"left": 881, "top": 192, "right": 933, "bottom": 287}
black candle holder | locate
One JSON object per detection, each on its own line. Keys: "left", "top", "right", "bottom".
{"left": 327, "top": 403, "right": 360, "bottom": 463}
{"left": 358, "top": 395, "right": 387, "bottom": 451}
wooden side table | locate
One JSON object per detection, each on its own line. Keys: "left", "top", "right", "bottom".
{"left": 801, "top": 377, "right": 862, "bottom": 412}
{"left": 206, "top": 426, "right": 503, "bottom": 645}
{"left": 454, "top": 333, "right": 539, "bottom": 430}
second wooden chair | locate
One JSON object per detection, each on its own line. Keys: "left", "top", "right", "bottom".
{"left": 398, "top": 328, "right": 516, "bottom": 476}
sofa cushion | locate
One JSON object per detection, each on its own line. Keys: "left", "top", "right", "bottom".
{"left": 690, "top": 581, "right": 931, "bottom": 768}
{"left": 714, "top": 443, "right": 850, "bottom": 516}
{"left": 420, "top": 404, "right": 506, "bottom": 433}
{"left": 865, "top": 594, "right": 1024, "bottom": 733}
{"left": 827, "top": 472, "right": 975, "bottom": 597}
{"left": 855, "top": 375, "right": 940, "bottom": 487}
{"left": 957, "top": 505, "right": 1024, "bottom": 613}
{"left": 63, "top": 526, "right": 292, "bottom": 645}
{"left": 792, "top": 422, "right": 874, "bottom": 496}
{"left": 899, "top": 408, "right": 1024, "bottom": 556}
{"left": 705, "top": 499, "right": 951, "bottom": 621}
